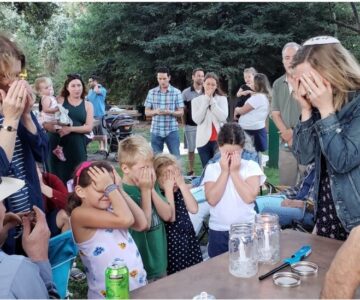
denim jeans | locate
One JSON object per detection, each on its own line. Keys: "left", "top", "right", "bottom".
{"left": 151, "top": 130, "right": 180, "bottom": 158}
{"left": 197, "top": 141, "right": 218, "bottom": 167}
{"left": 261, "top": 206, "right": 314, "bottom": 228}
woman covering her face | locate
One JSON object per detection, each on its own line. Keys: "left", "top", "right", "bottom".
{"left": 0, "top": 34, "right": 49, "bottom": 254}
{"left": 292, "top": 36, "right": 360, "bottom": 240}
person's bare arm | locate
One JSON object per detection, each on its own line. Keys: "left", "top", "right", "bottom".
{"left": 321, "top": 226, "right": 360, "bottom": 299}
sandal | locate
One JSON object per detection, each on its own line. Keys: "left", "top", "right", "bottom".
{"left": 70, "top": 267, "right": 86, "bottom": 281}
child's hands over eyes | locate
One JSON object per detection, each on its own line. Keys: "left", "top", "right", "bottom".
{"left": 220, "top": 151, "right": 231, "bottom": 173}
{"left": 174, "top": 167, "right": 186, "bottom": 188}
{"left": 88, "top": 166, "right": 113, "bottom": 192}
{"left": 163, "top": 168, "right": 175, "bottom": 192}
{"left": 229, "top": 151, "right": 241, "bottom": 173}
{"left": 137, "top": 166, "right": 153, "bottom": 191}
{"left": 112, "top": 167, "right": 122, "bottom": 190}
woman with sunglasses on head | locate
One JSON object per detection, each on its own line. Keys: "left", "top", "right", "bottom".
{"left": 292, "top": 36, "right": 360, "bottom": 240}
{"left": 0, "top": 34, "right": 49, "bottom": 254}
{"left": 47, "top": 74, "right": 94, "bottom": 184}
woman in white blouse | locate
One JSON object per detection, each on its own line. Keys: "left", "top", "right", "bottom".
{"left": 234, "top": 73, "right": 271, "bottom": 153}
{"left": 192, "top": 72, "right": 228, "bottom": 167}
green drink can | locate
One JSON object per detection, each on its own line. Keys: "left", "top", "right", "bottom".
{"left": 105, "top": 259, "right": 129, "bottom": 299}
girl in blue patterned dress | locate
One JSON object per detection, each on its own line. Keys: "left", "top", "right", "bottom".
{"left": 68, "top": 161, "right": 148, "bottom": 299}
{"left": 154, "top": 154, "right": 203, "bottom": 275}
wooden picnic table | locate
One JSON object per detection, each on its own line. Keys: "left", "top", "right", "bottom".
{"left": 131, "top": 230, "right": 358, "bottom": 299}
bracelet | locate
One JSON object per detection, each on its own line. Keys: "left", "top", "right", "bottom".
{"left": 0, "top": 124, "right": 17, "bottom": 132}
{"left": 104, "top": 184, "right": 118, "bottom": 197}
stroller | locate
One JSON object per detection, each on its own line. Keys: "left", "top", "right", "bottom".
{"left": 102, "top": 113, "right": 137, "bottom": 161}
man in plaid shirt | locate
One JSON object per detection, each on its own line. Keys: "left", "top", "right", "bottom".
{"left": 144, "top": 67, "right": 184, "bottom": 157}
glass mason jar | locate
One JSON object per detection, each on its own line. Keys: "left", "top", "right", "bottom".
{"left": 228, "top": 223, "right": 258, "bottom": 278}
{"left": 255, "top": 213, "right": 281, "bottom": 264}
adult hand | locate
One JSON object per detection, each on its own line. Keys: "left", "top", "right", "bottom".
{"left": 321, "top": 226, "right": 360, "bottom": 299}
{"left": 88, "top": 166, "right": 113, "bottom": 193}
{"left": 300, "top": 70, "right": 334, "bottom": 118}
{"left": 22, "top": 206, "right": 50, "bottom": 262}
{"left": 204, "top": 84, "right": 216, "bottom": 98}
{"left": 293, "top": 77, "right": 313, "bottom": 113}
{"left": 58, "top": 126, "right": 72, "bottom": 137}
{"left": 0, "top": 80, "right": 27, "bottom": 122}
{"left": 22, "top": 81, "right": 35, "bottom": 116}
{"left": 229, "top": 151, "right": 241, "bottom": 173}
{"left": 280, "top": 128, "right": 293, "bottom": 143}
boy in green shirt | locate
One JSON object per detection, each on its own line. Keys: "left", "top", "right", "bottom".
{"left": 118, "top": 135, "right": 172, "bottom": 280}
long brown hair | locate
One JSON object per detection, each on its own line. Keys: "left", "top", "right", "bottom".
{"left": 292, "top": 42, "right": 360, "bottom": 111}
{"left": 203, "top": 72, "right": 226, "bottom": 96}
{"left": 66, "top": 160, "right": 113, "bottom": 214}
{"left": 253, "top": 73, "right": 272, "bottom": 101}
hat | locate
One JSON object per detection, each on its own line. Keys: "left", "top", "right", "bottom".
{"left": 0, "top": 177, "right": 25, "bottom": 202}
{"left": 303, "top": 36, "right": 340, "bottom": 46}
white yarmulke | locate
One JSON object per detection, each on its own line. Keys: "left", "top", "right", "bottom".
{"left": 303, "top": 36, "right": 340, "bottom": 46}
{"left": 0, "top": 177, "right": 25, "bottom": 202}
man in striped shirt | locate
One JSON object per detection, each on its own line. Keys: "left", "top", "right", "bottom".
{"left": 145, "top": 67, "right": 184, "bottom": 157}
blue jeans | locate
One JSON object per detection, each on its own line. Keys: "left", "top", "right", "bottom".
{"left": 151, "top": 131, "right": 180, "bottom": 158}
{"left": 197, "top": 141, "right": 218, "bottom": 167}
{"left": 208, "top": 229, "right": 229, "bottom": 258}
{"left": 262, "top": 206, "right": 314, "bottom": 228}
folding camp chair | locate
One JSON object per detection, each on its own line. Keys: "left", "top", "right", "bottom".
{"left": 49, "top": 230, "right": 78, "bottom": 299}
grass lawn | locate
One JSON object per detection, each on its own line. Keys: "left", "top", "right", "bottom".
{"left": 70, "top": 123, "right": 280, "bottom": 298}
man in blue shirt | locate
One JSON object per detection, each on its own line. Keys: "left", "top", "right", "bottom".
{"left": 87, "top": 75, "right": 108, "bottom": 154}
{"left": 144, "top": 67, "right": 184, "bottom": 157}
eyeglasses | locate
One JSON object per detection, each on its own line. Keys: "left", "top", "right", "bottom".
{"left": 67, "top": 73, "right": 82, "bottom": 80}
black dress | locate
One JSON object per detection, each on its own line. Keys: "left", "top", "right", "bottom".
{"left": 316, "top": 155, "right": 348, "bottom": 241}
{"left": 165, "top": 189, "right": 203, "bottom": 275}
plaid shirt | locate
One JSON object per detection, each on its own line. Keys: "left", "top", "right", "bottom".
{"left": 282, "top": 164, "right": 315, "bottom": 202}
{"left": 144, "top": 85, "right": 184, "bottom": 137}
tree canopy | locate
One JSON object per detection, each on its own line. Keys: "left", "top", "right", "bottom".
{"left": 1, "top": 2, "right": 360, "bottom": 104}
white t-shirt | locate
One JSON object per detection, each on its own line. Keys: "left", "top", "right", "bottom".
{"left": 203, "top": 159, "right": 266, "bottom": 231}
{"left": 238, "top": 93, "right": 269, "bottom": 130}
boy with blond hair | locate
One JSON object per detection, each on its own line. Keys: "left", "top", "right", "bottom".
{"left": 118, "top": 135, "right": 172, "bottom": 280}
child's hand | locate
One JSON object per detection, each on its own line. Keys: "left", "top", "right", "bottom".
{"left": 112, "top": 167, "right": 122, "bottom": 190}
{"left": 174, "top": 167, "right": 186, "bottom": 189}
{"left": 88, "top": 166, "right": 114, "bottom": 192}
{"left": 137, "top": 167, "right": 153, "bottom": 191}
{"left": 150, "top": 167, "right": 156, "bottom": 188}
{"left": 229, "top": 151, "right": 241, "bottom": 173}
{"left": 162, "top": 169, "right": 175, "bottom": 192}
{"left": 219, "top": 151, "right": 231, "bottom": 173}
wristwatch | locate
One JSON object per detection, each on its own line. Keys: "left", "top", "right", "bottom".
{"left": 0, "top": 124, "right": 17, "bottom": 132}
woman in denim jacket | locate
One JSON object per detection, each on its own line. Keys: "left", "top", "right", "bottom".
{"left": 291, "top": 36, "right": 360, "bottom": 240}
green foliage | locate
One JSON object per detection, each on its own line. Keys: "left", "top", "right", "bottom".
{"left": 57, "top": 2, "right": 342, "bottom": 105}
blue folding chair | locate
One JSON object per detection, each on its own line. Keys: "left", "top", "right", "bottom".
{"left": 49, "top": 230, "right": 78, "bottom": 299}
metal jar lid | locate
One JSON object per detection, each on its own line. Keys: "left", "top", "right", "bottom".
{"left": 273, "top": 272, "right": 301, "bottom": 287}
{"left": 291, "top": 261, "right": 318, "bottom": 276}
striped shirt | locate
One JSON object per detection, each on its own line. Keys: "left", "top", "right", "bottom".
{"left": 0, "top": 116, "right": 30, "bottom": 213}
{"left": 144, "top": 85, "right": 184, "bottom": 137}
